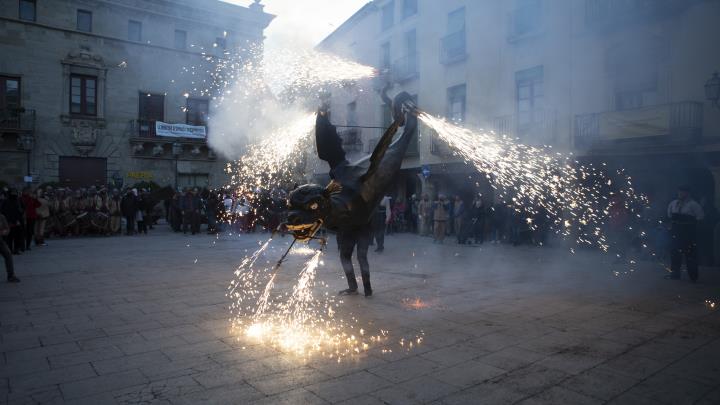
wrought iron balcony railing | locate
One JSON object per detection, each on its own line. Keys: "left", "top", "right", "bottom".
{"left": 493, "top": 109, "right": 558, "bottom": 146}
{"left": 392, "top": 53, "right": 419, "bottom": 83}
{"left": 0, "top": 108, "right": 35, "bottom": 132}
{"left": 584, "top": 0, "right": 695, "bottom": 26}
{"left": 440, "top": 30, "right": 467, "bottom": 65}
{"left": 574, "top": 101, "right": 703, "bottom": 147}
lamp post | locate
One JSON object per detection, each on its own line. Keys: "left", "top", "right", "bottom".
{"left": 705, "top": 71, "right": 720, "bottom": 109}
{"left": 17, "top": 133, "right": 34, "bottom": 183}
{"left": 172, "top": 142, "right": 182, "bottom": 190}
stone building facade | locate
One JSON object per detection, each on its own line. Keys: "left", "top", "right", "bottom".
{"left": 316, "top": 0, "right": 720, "bottom": 209}
{"left": 0, "top": 0, "right": 273, "bottom": 189}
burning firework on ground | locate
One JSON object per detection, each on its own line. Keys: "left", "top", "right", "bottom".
{"left": 227, "top": 240, "right": 421, "bottom": 360}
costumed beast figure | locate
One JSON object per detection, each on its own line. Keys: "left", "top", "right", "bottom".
{"left": 286, "top": 89, "right": 417, "bottom": 297}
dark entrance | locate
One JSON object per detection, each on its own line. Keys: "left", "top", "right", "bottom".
{"left": 58, "top": 156, "right": 107, "bottom": 188}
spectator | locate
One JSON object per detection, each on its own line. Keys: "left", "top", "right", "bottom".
{"left": 35, "top": 188, "right": 49, "bottom": 246}
{"left": 470, "top": 194, "right": 485, "bottom": 244}
{"left": 432, "top": 194, "right": 450, "bottom": 243}
{"left": 0, "top": 212, "right": 19, "bottom": 282}
{"left": 453, "top": 195, "right": 465, "bottom": 243}
{"left": 20, "top": 187, "right": 39, "bottom": 251}
{"left": 108, "top": 189, "right": 122, "bottom": 235}
{"left": 1, "top": 189, "right": 24, "bottom": 254}
{"left": 418, "top": 194, "right": 432, "bottom": 237}
{"left": 667, "top": 185, "right": 704, "bottom": 281}
{"left": 121, "top": 189, "right": 137, "bottom": 235}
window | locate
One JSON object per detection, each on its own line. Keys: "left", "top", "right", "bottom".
{"left": 178, "top": 173, "right": 209, "bottom": 188}
{"left": 1, "top": 76, "right": 21, "bottom": 110}
{"left": 186, "top": 98, "right": 209, "bottom": 127}
{"left": 515, "top": 66, "right": 544, "bottom": 128}
{"left": 381, "top": 1, "right": 394, "bottom": 31}
{"left": 447, "top": 84, "right": 466, "bottom": 123}
{"left": 19, "top": 0, "right": 36, "bottom": 22}
{"left": 70, "top": 75, "right": 97, "bottom": 116}
{"left": 441, "top": 7, "right": 467, "bottom": 64}
{"left": 174, "top": 29, "right": 187, "bottom": 50}
{"left": 77, "top": 9, "right": 92, "bottom": 32}
{"left": 380, "top": 42, "right": 391, "bottom": 69}
{"left": 510, "top": 0, "right": 542, "bottom": 39}
{"left": 398, "top": 29, "right": 418, "bottom": 79}
{"left": 128, "top": 20, "right": 142, "bottom": 42}
{"left": 346, "top": 101, "right": 357, "bottom": 126}
{"left": 402, "top": 0, "right": 417, "bottom": 19}
{"left": 138, "top": 93, "right": 164, "bottom": 136}
{"left": 448, "top": 7, "right": 465, "bottom": 33}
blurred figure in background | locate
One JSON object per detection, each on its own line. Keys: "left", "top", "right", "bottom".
{"left": 667, "top": 185, "right": 704, "bottom": 281}
{"left": 418, "top": 194, "right": 431, "bottom": 237}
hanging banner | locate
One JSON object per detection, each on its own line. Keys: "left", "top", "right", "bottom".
{"left": 155, "top": 121, "right": 206, "bottom": 139}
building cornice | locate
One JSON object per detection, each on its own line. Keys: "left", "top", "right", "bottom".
{"left": 0, "top": 16, "right": 259, "bottom": 59}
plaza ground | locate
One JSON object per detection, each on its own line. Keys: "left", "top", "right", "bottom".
{"left": 1, "top": 226, "right": 719, "bottom": 404}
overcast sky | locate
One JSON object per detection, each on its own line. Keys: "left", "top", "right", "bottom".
{"left": 223, "top": 0, "right": 369, "bottom": 52}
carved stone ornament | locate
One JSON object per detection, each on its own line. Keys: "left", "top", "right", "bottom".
{"left": 70, "top": 120, "right": 98, "bottom": 156}
{"left": 132, "top": 143, "right": 145, "bottom": 154}
{"left": 191, "top": 146, "right": 201, "bottom": 157}
{"left": 65, "top": 45, "right": 105, "bottom": 69}
{"left": 152, "top": 144, "right": 164, "bottom": 156}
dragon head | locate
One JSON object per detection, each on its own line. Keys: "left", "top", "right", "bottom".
{"left": 285, "top": 184, "right": 331, "bottom": 241}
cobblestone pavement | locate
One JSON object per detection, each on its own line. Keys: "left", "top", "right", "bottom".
{"left": 1, "top": 226, "right": 719, "bottom": 404}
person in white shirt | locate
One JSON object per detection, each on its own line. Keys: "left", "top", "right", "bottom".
{"left": 667, "top": 185, "right": 704, "bottom": 281}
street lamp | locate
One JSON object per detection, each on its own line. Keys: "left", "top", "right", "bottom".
{"left": 17, "top": 133, "right": 34, "bottom": 182}
{"left": 172, "top": 142, "right": 182, "bottom": 190}
{"left": 705, "top": 71, "right": 720, "bottom": 109}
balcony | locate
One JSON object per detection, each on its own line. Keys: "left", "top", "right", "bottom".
{"left": 0, "top": 108, "right": 35, "bottom": 132}
{"left": 128, "top": 119, "right": 207, "bottom": 139}
{"left": 584, "top": 0, "right": 697, "bottom": 27}
{"left": 574, "top": 101, "right": 703, "bottom": 148}
{"left": 440, "top": 31, "right": 467, "bottom": 65}
{"left": 127, "top": 119, "right": 214, "bottom": 160}
{"left": 339, "top": 128, "right": 363, "bottom": 153}
{"left": 493, "top": 109, "right": 558, "bottom": 146}
{"left": 392, "top": 54, "right": 419, "bottom": 83}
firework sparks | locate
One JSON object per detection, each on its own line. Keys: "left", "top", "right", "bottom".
{"left": 417, "top": 112, "right": 649, "bottom": 254}
{"left": 225, "top": 112, "right": 316, "bottom": 199}
{"left": 228, "top": 247, "right": 406, "bottom": 359}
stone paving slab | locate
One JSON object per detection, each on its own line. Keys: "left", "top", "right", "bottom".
{"left": 1, "top": 227, "right": 719, "bottom": 404}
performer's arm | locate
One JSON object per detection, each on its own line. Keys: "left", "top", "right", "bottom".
{"left": 315, "top": 110, "right": 346, "bottom": 170}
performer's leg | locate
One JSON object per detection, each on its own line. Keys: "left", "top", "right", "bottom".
{"left": 338, "top": 231, "right": 359, "bottom": 291}
{"left": 356, "top": 225, "right": 372, "bottom": 295}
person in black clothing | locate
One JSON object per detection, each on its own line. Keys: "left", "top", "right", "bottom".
{"left": 469, "top": 194, "right": 485, "bottom": 244}
{"left": 1, "top": 189, "right": 25, "bottom": 254}
{"left": 181, "top": 188, "right": 201, "bottom": 235}
{"left": 120, "top": 190, "right": 137, "bottom": 235}
{"left": 136, "top": 191, "right": 147, "bottom": 234}
{"left": 0, "top": 213, "right": 19, "bottom": 282}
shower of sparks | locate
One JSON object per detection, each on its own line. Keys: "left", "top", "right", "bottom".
{"left": 401, "top": 297, "right": 432, "bottom": 310}
{"left": 225, "top": 112, "right": 316, "bottom": 198}
{"left": 227, "top": 245, "right": 415, "bottom": 360}
{"left": 418, "top": 112, "right": 649, "bottom": 254}
{"left": 705, "top": 299, "right": 717, "bottom": 310}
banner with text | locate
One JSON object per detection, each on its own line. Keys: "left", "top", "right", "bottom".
{"left": 155, "top": 121, "right": 206, "bottom": 139}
